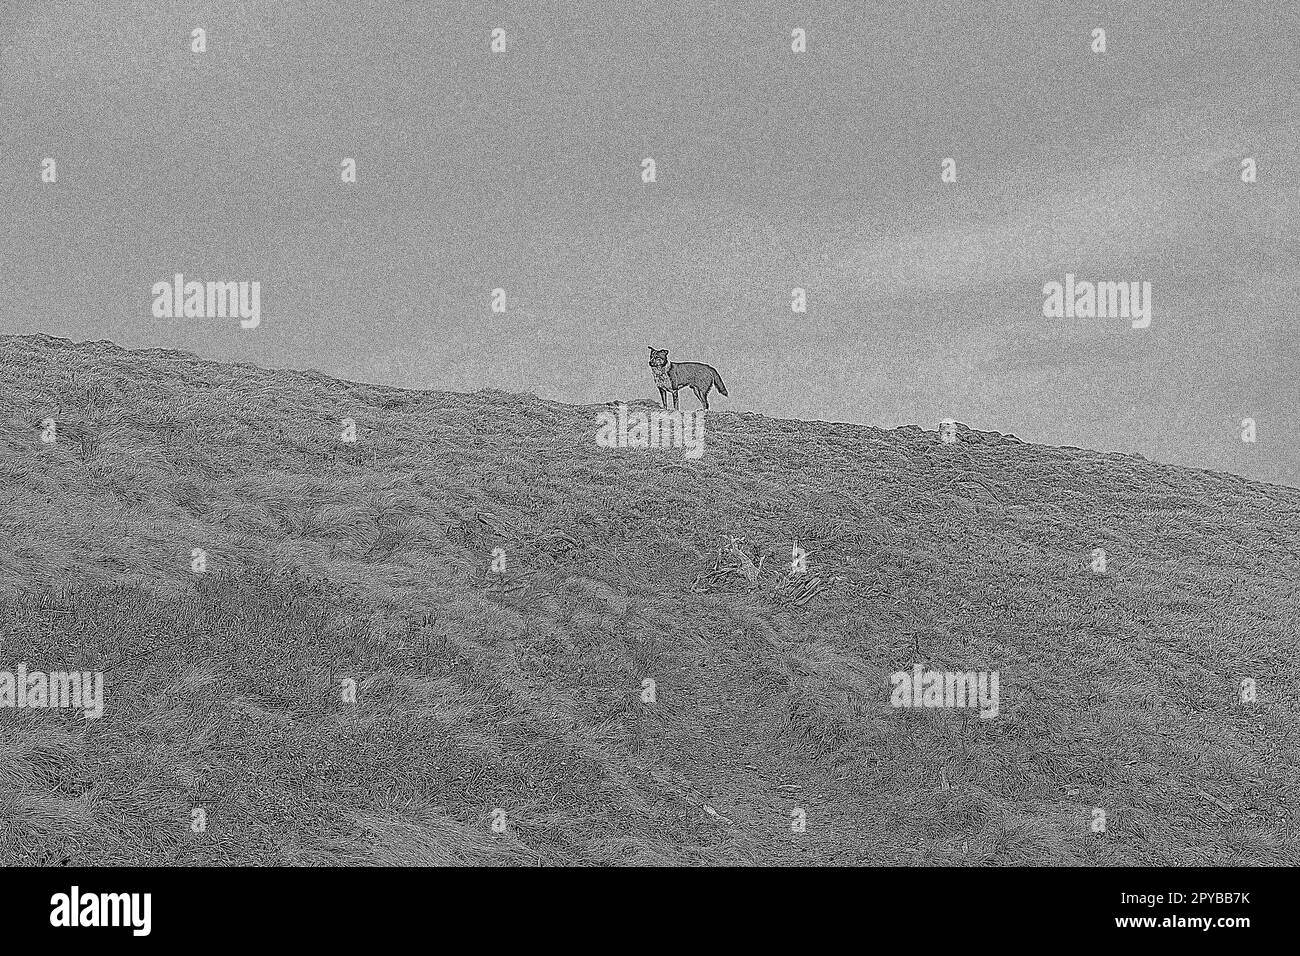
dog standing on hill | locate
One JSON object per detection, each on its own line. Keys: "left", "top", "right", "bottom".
{"left": 648, "top": 347, "right": 728, "bottom": 410}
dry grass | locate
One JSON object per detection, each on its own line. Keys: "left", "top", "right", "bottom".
{"left": 0, "top": 333, "right": 1297, "bottom": 866}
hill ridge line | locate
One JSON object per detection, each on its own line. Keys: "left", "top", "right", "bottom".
{"left": 4, "top": 332, "right": 1293, "bottom": 495}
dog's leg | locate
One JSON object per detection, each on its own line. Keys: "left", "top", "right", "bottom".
{"left": 658, "top": 387, "right": 668, "bottom": 409}
{"left": 672, "top": 389, "right": 679, "bottom": 410}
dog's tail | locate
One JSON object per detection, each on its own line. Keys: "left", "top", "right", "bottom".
{"left": 713, "top": 368, "right": 728, "bottom": 396}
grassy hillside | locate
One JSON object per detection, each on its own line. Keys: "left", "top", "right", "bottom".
{"left": 0, "top": 333, "right": 1296, "bottom": 866}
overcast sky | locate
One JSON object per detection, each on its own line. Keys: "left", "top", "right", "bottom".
{"left": 1, "top": 0, "right": 1296, "bottom": 485}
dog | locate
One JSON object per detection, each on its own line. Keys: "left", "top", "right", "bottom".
{"left": 648, "top": 347, "right": 728, "bottom": 410}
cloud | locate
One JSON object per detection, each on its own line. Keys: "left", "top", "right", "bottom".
{"left": 825, "top": 103, "right": 1298, "bottom": 303}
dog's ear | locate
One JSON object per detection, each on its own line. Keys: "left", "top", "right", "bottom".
{"left": 647, "top": 346, "right": 655, "bottom": 352}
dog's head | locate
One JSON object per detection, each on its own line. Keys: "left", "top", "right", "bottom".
{"left": 648, "top": 347, "right": 669, "bottom": 370}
